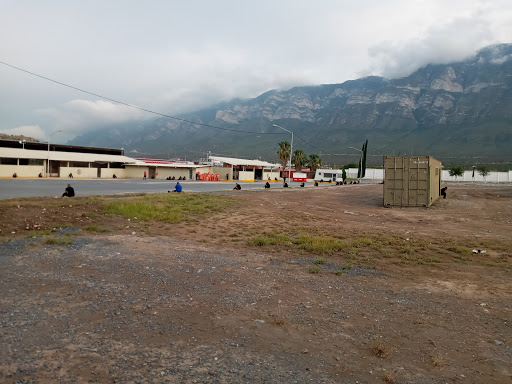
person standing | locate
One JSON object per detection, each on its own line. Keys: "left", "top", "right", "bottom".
{"left": 143, "top": 171, "right": 147, "bottom": 180}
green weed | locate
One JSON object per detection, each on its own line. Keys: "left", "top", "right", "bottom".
{"left": 103, "top": 193, "right": 232, "bottom": 223}
{"left": 27, "top": 229, "right": 52, "bottom": 238}
{"left": 83, "top": 225, "right": 110, "bottom": 233}
{"left": 295, "top": 234, "right": 347, "bottom": 253}
{"left": 43, "top": 237, "right": 73, "bottom": 245}
{"left": 249, "top": 233, "right": 346, "bottom": 254}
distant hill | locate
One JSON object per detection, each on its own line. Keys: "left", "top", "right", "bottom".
{"left": 70, "top": 44, "right": 512, "bottom": 166}
{"left": 0, "top": 134, "right": 40, "bottom": 142}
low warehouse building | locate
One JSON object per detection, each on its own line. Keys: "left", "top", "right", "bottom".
{"left": 208, "top": 156, "right": 281, "bottom": 181}
{"left": 0, "top": 139, "right": 283, "bottom": 181}
{"left": 0, "top": 139, "right": 136, "bottom": 178}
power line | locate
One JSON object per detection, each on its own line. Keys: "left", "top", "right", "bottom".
{"left": 0, "top": 60, "right": 283, "bottom": 135}
{"left": 0, "top": 60, "right": 339, "bottom": 156}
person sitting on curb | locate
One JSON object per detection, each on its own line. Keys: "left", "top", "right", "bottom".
{"left": 62, "top": 184, "right": 75, "bottom": 197}
{"left": 233, "top": 183, "right": 241, "bottom": 190}
{"left": 169, "top": 182, "right": 182, "bottom": 193}
{"left": 264, "top": 182, "right": 270, "bottom": 189}
{"left": 283, "top": 182, "right": 289, "bottom": 188}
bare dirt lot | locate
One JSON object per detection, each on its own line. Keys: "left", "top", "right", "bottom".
{"left": 1, "top": 184, "right": 511, "bottom": 383}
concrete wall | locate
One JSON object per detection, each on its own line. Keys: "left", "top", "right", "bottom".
{"left": 210, "top": 166, "right": 230, "bottom": 180}
{"left": 263, "top": 171, "right": 281, "bottom": 180}
{"left": 441, "top": 170, "right": 512, "bottom": 182}
{"left": 124, "top": 166, "right": 149, "bottom": 179}
{"left": 347, "top": 168, "right": 511, "bottom": 183}
{"left": 239, "top": 170, "right": 255, "bottom": 181}
{"left": 154, "top": 167, "right": 190, "bottom": 180}
{"left": 60, "top": 166, "right": 97, "bottom": 178}
{"left": 0, "top": 164, "right": 45, "bottom": 178}
{"left": 101, "top": 168, "right": 127, "bottom": 178}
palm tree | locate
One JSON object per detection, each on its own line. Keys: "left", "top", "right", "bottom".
{"left": 292, "top": 149, "right": 307, "bottom": 171}
{"left": 277, "top": 141, "right": 291, "bottom": 169}
{"left": 308, "top": 154, "right": 322, "bottom": 172}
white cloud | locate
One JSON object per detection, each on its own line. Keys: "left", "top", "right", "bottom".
{"left": 366, "top": 2, "right": 511, "bottom": 79}
{"left": 0, "top": 0, "right": 510, "bottom": 143}
{"left": 35, "top": 99, "right": 149, "bottom": 139}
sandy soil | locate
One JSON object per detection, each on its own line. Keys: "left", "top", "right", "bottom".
{"left": 0, "top": 184, "right": 511, "bottom": 383}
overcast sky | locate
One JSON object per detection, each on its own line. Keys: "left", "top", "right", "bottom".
{"left": 1, "top": 0, "right": 510, "bottom": 143}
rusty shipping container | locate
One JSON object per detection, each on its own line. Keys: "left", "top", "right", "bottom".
{"left": 384, "top": 156, "right": 442, "bottom": 207}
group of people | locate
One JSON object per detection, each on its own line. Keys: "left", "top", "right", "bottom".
{"left": 166, "top": 176, "right": 186, "bottom": 180}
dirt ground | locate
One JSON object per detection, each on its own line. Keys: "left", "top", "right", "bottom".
{"left": 0, "top": 184, "right": 511, "bottom": 383}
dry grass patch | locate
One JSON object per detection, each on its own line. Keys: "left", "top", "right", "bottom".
{"left": 383, "top": 371, "right": 396, "bottom": 383}
{"left": 372, "top": 340, "right": 391, "bottom": 358}
{"left": 431, "top": 352, "right": 448, "bottom": 368}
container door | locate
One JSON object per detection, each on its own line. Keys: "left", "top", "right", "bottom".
{"left": 407, "top": 157, "right": 429, "bottom": 206}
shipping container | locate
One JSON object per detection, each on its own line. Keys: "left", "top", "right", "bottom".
{"left": 383, "top": 156, "right": 442, "bottom": 207}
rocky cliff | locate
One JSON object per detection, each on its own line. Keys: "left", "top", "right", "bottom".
{"left": 71, "top": 44, "right": 512, "bottom": 165}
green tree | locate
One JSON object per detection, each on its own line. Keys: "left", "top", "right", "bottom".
{"left": 448, "top": 165, "right": 465, "bottom": 181}
{"left": 478, "top": 165, "right": 490, "bottom": 182}
{"left": 277, "top": 141, "right": 291, "bottom": 169}
{"left": 292, "top": 150, "right": 307, "bottom": 171}
{"left": 342, "top": 168, "right": 347, "bottom": 181}
{"left": 308, "top": 154, "right": 322, "bottom": 172}
{"left": 357, "top": 139, "right": 368, "bottom": 179}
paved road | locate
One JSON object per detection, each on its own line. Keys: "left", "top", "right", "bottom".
{"left": 0, "top": 179, "right": 320, "bottom": 200}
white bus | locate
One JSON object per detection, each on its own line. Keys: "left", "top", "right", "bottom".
{"left": 314, "top": 168, "right": 345, "bottom": 182}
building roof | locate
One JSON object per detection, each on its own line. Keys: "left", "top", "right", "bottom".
{"left": 0, "top": 147, "right": 137, "bottom": 163}
{"left": 128, "top": 160, "right": 205, "bottom": 168}
{"left": 209, "top": 155, "right": 280, "bottom": 168}
{"left": 0, "top": 139, "right": 124, "bottom": 155}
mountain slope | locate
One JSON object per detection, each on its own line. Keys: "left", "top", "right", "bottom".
{"left": 70, "top": 44, "right": 512, "bottom": 165}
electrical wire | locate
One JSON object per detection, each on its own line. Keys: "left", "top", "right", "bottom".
{"left": 0, "top": 60, "right": 349, "bottom": 157}
{"left": 0, "top": 60, "right": 284, "bottom": 135}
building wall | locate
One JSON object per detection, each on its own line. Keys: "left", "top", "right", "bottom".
{"left": 239, "top": 170, "right": 255, "bottom": 181}
{"left": 154, "top": 167, "right": 190, "bottom": 180}
{"left": 263, "top": 171, "right": 280, "bottom": 180}
{"left": 0, "top": 164, "right": 45, "bottom": 178}
{"left": 60, "top": 166, "right": 97, "bottom": 178}
{"left": 125, "top": 166, "right": 149, "bottom": 179}
{"left": 211, "top": 166, "right": 232, "bottom": 180}
{"left": 101, "top": 168, "right": 127, "bottom": 178}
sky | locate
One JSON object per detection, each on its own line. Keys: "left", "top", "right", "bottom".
{"left": 0, "top": 0, "right": 511, "bottom": 143}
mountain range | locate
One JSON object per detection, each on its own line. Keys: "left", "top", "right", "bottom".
{"left": 70, "top": 43, "right": 512, "bottom": 166}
